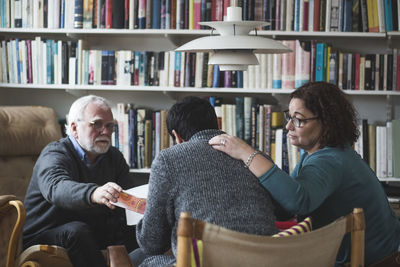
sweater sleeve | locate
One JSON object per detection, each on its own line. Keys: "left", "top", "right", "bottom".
{"left": 36, "top": 143, "right": 98, "bottom": 209}
{"left": 258, "top": 150, "right": 343, "bottom": 215}
{"left": 136, "top": 152, "right": 174, "bottom": 255}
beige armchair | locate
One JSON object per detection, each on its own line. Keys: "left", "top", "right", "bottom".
{"left": 0, "top": 106, "right": 62, "bottom": 200}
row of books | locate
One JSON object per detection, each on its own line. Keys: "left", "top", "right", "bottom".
{"left": 2, "top": 0, "right": 400, "bottom": 32}
{"left": 354, "top": 119, "right": 400, "bottom": 178}
{"left": 2, "top": 37, "right": 400, "bottom": 91}
{"left": 112, "top": 97, "right": 301, "bottom": 173}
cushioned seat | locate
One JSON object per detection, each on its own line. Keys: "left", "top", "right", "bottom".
{"left": 0, "top": 106, "right": 62, "bottom": 200}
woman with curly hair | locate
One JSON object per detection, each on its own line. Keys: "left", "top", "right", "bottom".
{"left": 209, "top": 82, "right": 400, "bottom": 266}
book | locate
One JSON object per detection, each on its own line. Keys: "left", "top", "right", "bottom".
{"left": 113, "top": 188, "right": 146, "bottom": 214}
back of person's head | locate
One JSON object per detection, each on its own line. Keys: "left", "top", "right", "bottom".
{"left": 290, "top": 82, "right": 359, "bottom": 148}
{"left": 167, "top": 96, "right": 219, "bottom": 141}
{"left": 65, "top": 95, "right": 112, "bottom": 136}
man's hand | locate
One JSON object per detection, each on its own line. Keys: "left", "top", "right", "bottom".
{"left": 91, "top": 182, "right": 123, "bottom": 209}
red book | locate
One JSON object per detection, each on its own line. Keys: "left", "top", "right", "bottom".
{"left": 105, "top": 0, "right": 113, "bottom": 28}
{"left": 313, "top": 0, "right": 320, "bottom": 31}
{"left": 303, "top": 0, "right": 309, "bottom": 31}
{"left": 354, "top": 53, "right": 361, "bottom": 90}
{"left": 124, "top": 0, "right": 129, "bottom": 28}
{"left": 26, "top": 40, "right": 33, "bottom": 83}
{"left": 211, "top": 0, "right": 223, "bottom": 21}
{"left": 275, "top": 0, "right": 281, "bottom": 30}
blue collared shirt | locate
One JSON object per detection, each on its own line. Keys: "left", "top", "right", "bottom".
{"left": 68, "top": 135, "right": 103, "bottom": 168}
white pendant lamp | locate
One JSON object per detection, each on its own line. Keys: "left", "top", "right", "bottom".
{"left": 175, "top": 1, "right": 291, "bottom": 71}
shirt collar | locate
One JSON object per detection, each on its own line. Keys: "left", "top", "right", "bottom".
{"left": 68, "top": 135, "right": 103, "bottom": 167}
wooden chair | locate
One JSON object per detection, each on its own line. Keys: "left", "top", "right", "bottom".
{"left": 176, "top": 208, "right": 365, "bottom": 267}
{"left": 0, "top": 194, "right": 133, "bottom": 267}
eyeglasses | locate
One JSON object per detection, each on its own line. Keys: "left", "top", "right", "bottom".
{"left": 284, "top": 110, "right": 319, "bottom": 128}
{"left": 80, "top": 119, "right": 117, "bottom": 132}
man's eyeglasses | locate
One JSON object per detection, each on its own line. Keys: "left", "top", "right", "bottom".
{"left": 284, "top": 110, "right": 319, "bottom": 128}
{"left": 82, "top": 119, "right": 117, "bottom": 132}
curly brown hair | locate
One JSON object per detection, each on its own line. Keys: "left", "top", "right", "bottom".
{"left": 290, "top": 82, "right": 360, "bottom": 148}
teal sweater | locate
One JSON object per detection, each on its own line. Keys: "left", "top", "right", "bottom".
{"left": 259, "top": 145, "right": 400, "bottom": 265}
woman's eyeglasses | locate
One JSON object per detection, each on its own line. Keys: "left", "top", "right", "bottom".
{"left": 284, "top": 110, "right": 319, "bottom": 128}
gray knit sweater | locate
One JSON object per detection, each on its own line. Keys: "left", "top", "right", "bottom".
{"left": 136, "top": 129, "right": 278, "bottom": 267}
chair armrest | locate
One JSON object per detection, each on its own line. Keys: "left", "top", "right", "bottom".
{"left": 107, "top": 245, "right": 134, "bottom": 267}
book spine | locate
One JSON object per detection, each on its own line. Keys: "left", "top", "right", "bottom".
{"left": 74, "top": 0, "right": 83, "bottom": 28}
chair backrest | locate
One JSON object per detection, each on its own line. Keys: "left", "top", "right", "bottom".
{"left": 176, "top": 208, "right": 365, "bottom": 267}
{"left": 0, "top": 106, "right": 62, "bottom": 200}
{"left": 0, "top": 195, "right": 25, "bottom": 267}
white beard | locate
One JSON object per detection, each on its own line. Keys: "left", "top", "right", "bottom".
{"left": 80, "top": 136, "right": 111, "bottom": 155}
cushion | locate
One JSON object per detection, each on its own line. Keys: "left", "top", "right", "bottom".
{"left": 272, "top": 217, "right": 312, "bottom": 237}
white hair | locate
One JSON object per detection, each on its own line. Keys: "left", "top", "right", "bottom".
{"left": 65, "top": 95, "right": 112, "bottom": 136}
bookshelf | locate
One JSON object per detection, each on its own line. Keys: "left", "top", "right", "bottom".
{"left": 1, "top": 0, "right": 400, "bottom": 180}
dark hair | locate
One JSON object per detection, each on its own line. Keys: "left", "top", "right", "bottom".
{"left": 290, "top": 82, "right": 359, "bottom": 148}
{"left": 167, "top": 96, "right": 219, "bottom": 141}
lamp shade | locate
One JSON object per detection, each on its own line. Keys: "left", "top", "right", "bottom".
{"left": 174, "top": 6, "right": 291, "bottom": 71}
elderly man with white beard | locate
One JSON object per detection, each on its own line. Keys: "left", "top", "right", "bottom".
{"left": 23, "top": 95, "right": 138, "bottom": 267}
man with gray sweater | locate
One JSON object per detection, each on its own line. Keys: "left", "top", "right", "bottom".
{"left": 133, "top": 96, "right": 278, "bottom": 267}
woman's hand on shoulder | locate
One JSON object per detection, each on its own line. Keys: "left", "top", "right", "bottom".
{"left": 209, "top": 134, "right": 255, "bottom": 162}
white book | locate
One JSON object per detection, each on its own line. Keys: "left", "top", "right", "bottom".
{"left": 76, "top": 40, "right": 82, "bottom": 85}
{"left": 129, "top": 0, "right": 135, "bottom": 29}
{"left": 258, "top": 105, "right": 265, "bottom": 152}
{"left": 260, "top": 54, "right": 267, "bottom": 88}
{"left": 275, "top": 128, "right": 283, "bottom": 169}
{"left": 377, "top": 0, "right": 385, "bottom": 32}
{"left": 398, "top": 0, "right": 400, "bottom": 30}
{"left": 376, "top": 126, "right": 385, "bottom": 177}
{"left": 32, "top": 0, "right": 39, "bottom": 28}
{"left": 95, "top": 50, "right": 102, "bottom": 85}
{"left": 231, "top": 104, "right": 236, "bottom": 137}
{"left": 116, "top": 51, "right": 125, "bottom": 85}
{"left": 57, "top": 40, "right": 62, "bottom": 84}
{"left": 1, "top": 41, "right": 8, "bottom": 82}
{"left": 194, "top": 52, "right": 203, "bottom": 88}
{"left": 299, "top": 0, "right": 305, "bottom": 31}
{"left": 254, "top": 54, "right": 261, "bottom": 88}
{"left": 12, "top": 40, "right": 19, "bottom": 83}
{"left": 272, "top": 54, "right": 282, "bottom": 89}
{"left": 21, "top": 0, "right": 28, "bottom": 27}
{"left": 387, "top": 121, "right": 393, "bottom": 177}
{"left": 308, "top": 0, "right": 314, "bottom": 32}
{"left": 176, "top": 0, "right": 181, "bottom": 29}
{"left": 280, "top": 0, "right": 286, "bottom": 30}
{"left": 243, "top": 69, "right": 248, "bottom": 88}
{"left": 155, "top": 111, "right": 161, "bottom": 157}
{"left": 168, "top": 51, "right": 175, "bottom": 87}
{"left": 68, "top": 56, "right": 76, "bottom": 85}
{"left": 42, "top": 42, "right": 47, "bottom": 84}
{"left": 267, "top": 54, "right": 273, "bottom": 89}
{"left": 47, "top": 0, "right": 54, "bottom": 28}
{"left": 325, "top": 0, "right": 331, "bottom": 31}
{"left": 31, "top": 39, "right": 36, "bottom": 83}
{"left": 248, "top": 65, "right": 255, "bottom": 88}
{"left": 286, "top": 0, "right": 294, "bottom": 31}
{"left": 159, "top": 51, "right": 169, "bottom": 87}
{"left": 6, "top": 42, "right": 13, "bottom": 83}
{"left": 20, "top": 40, "right": 27, "bottom": 84}
{"left": 221, "top": 104, "right": 227, "bottom": 133}
{"left": 179, "top": 51, "right": 185, "bottom": 87}
{"left": 53, "top": 0, "right": 60, "bottom": 29}
{"left": 54, "top": 43, "right": 59, "bottom": 84}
